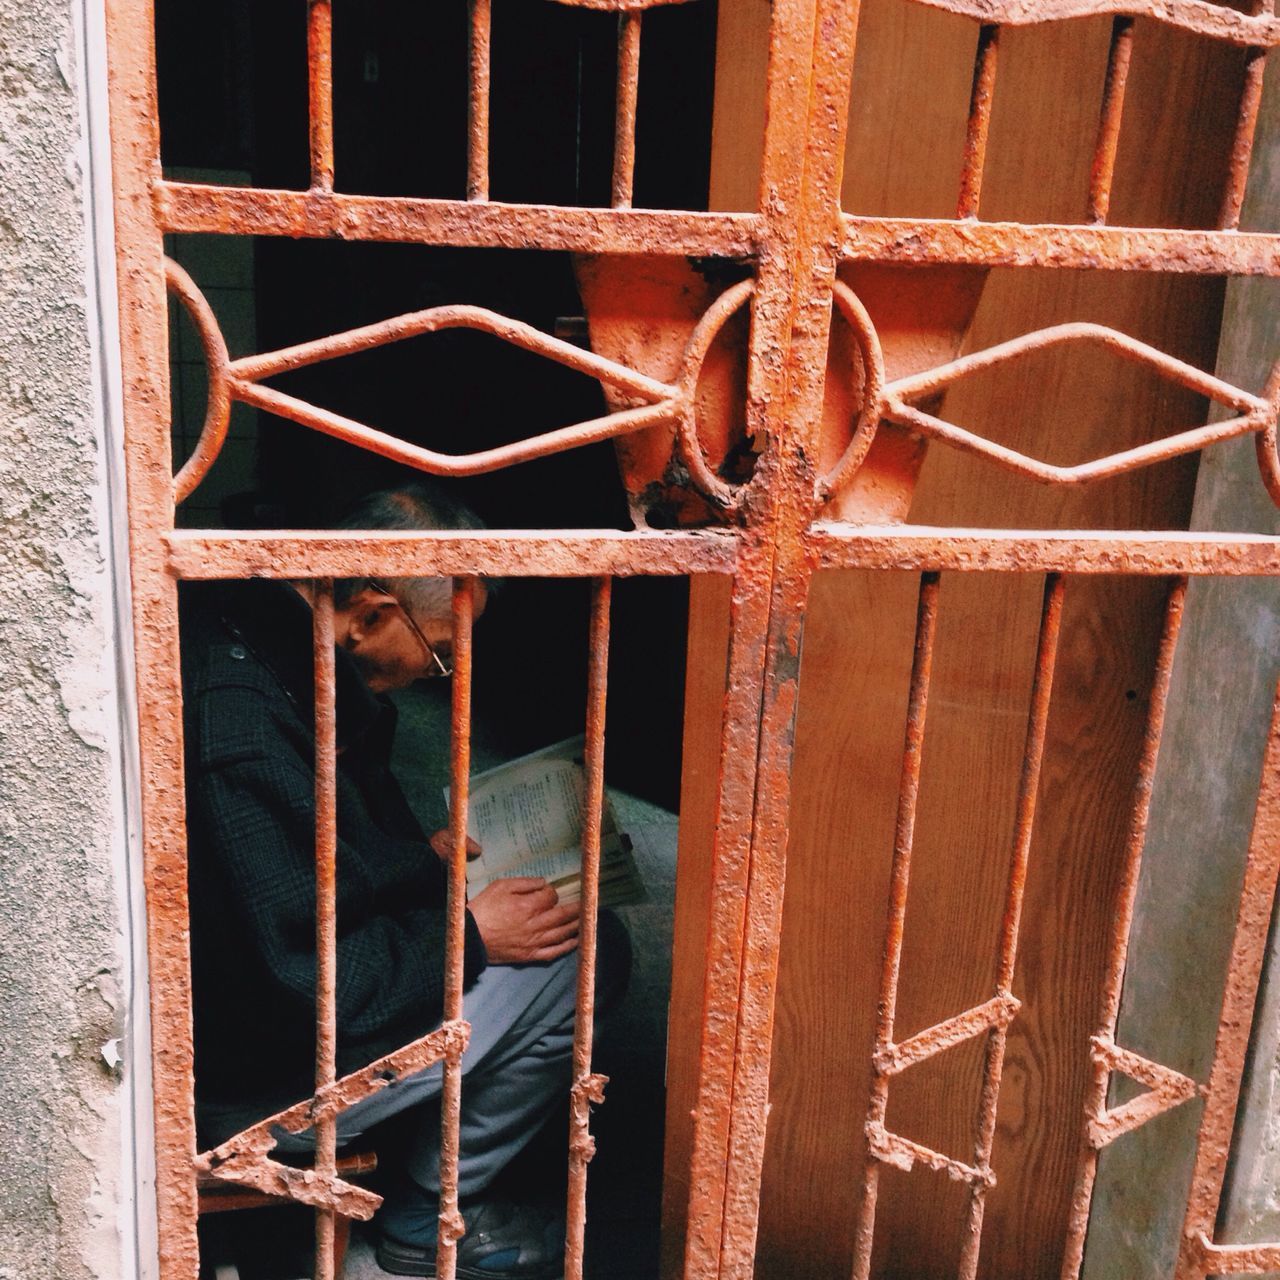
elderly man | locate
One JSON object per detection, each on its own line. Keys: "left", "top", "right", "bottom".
{"left": 181, "top": 483, "right": 630, "bottom": 1279}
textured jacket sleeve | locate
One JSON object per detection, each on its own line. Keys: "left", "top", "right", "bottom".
{"left": 188, "top": 677, "right": 487, "bottom": 1067}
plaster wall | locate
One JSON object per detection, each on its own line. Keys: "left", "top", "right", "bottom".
{"left": 0, "top": 0, "right": 139, "bottom": 1276}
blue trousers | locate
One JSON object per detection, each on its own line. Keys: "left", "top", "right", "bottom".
{"left": 269, "top": 910, "right": 630, "bottom": 1200}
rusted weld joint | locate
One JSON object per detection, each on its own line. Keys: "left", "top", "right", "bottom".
{"left": 865, "top": 1121, "right": 996, "bottom": 1188}
{"left": 569, "top": 1071, "right": 610, "bottom": 1164}
{"left": 439, "top": 1205, "right": 468, "bottom": 1246}
{"left": 872, "top": 991, "right": 1022, "bottom": 1076}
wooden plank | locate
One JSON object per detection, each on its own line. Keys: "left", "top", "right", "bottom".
{"left": 663, "top": 573, "right": 735, "bottom": 1280}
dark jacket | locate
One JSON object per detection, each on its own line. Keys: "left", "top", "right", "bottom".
{"left": 180, "top": 579, "right": 487, "bottom": 1124}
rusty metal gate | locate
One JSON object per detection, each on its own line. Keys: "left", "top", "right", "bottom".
{"left": 103, "top": 0, "right": 1280, "bottom": 1276}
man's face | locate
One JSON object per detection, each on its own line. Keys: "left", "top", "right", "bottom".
{"left": 335, "top": 582, "right": 488, "bottom": 693}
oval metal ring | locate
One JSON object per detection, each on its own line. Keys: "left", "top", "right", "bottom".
{"left": 1254, "top": 358, "right": 1280, "bottom": 510}
{"left": 674, "top": 277, "right": 755, "bottom": 512}
{"left": 817, "top": 280, "right": 887, "bottom": 502}
{"left": 166, "top": 257, "right": 232, "bottom": 506}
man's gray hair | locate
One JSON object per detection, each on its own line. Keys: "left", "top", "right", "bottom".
{"left": 334, "top": 481, "right": 485, "bottom": 621}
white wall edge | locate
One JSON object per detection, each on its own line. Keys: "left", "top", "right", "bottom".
{"left": 71, "top": 0, "right": 159, "bottom": 1276}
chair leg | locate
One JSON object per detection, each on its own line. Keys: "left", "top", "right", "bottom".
{"left": 333, "top": 1215, "right": 351, "bottom": 1279}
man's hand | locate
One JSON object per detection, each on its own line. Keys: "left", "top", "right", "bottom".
{"left": 468, "top": 877, "right": 580, "bottom": 964}
{"left": 430, "top": 830, "right": 481, "bottom": 863}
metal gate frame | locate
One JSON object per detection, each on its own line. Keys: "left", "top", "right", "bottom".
{"left": 101, "top": 0, "right": 1280, "bottom": 1277}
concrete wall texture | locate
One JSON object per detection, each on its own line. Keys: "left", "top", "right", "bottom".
{"left": 0, "top": 0, "right": 133, "bottom": 1276}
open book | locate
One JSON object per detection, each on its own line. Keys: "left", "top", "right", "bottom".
{"left": 447, "top": 737, "right": 645, "bottom": 908}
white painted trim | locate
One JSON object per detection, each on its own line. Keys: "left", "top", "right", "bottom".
{"left": 71, "top": 0, "right": 159, "bottom": 1275}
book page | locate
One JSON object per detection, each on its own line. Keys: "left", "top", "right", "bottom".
{"left": 446, "top": 737, "right": 645, "bottom": 907}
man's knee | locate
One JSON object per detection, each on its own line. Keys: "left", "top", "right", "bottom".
{"left": 593, "top": 909, "right": 632, "bottom": 1017}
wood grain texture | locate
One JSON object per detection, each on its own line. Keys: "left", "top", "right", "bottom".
{"left": 667, "top": 3, "right": 1250, "bottom": 1277}
{"left": 663, "top": 572, "right": 734, "bottom": 1280}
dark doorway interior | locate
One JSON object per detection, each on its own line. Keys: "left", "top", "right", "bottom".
{"left": 157, "top": 5, "right": 719, "bottom": 1277}
{"left": 156, "top": 0, "right": 719, "bottom": 810}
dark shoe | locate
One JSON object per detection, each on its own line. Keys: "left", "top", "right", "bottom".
{"left": 376, "top": 1196, "right": 564, "bottom": 1279}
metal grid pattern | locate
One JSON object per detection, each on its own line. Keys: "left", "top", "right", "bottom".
{"left": 100, "top": 0, "right": 1280, "bottom": 1277}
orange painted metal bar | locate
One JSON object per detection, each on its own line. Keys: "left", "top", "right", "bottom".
{"left": 151, "top": 178, "right": 1280, "bottom": 273}
{"left": 1088, "top": 16, "right": 1136, "bottom": 224}
{"left": 681, "top": 3, "right": 866, "bottom": 1276}
{"left": 166, "top": 258, "right": 231, "bottom": 506}
{"left": 102, "top": 0, "right": 202, "bottom": 1273}
{"left": 1059, "top": 576, "right": 1189, "bottom": 1280}
{"left": 903, "top": 0, "right": 1280, "bottom": 45}
{"left": 153, "top": 182, "right": 761, "bottom": 255}
{"left": 887, "top": 402, "right": 1267, "bottom": 487}
{"left": 1174, "top": 686, "right": 1280, "bottom": 1279}
{"left": 311, "top": 581, "right": 339, "bottom": 1280}
{"left": 564, "top": 577, "right": 613, "bottom": 1280}
{"left": 887, "top": 322, "right": 1268, "bottom": 408}
{"left": 1220, "top": 46, "right": 1269, "bottom": 230}
{"left": 957, "top": 23, "right": 1001, "bottom": 219}
{"left": 435, "top": 578, "right": 477, "bottom": 1280}
{"left": 229, "top": 303, "right": 675, "bottom": 398}
{"left": 612, "top": 12, "right": 643, "bottom": 208}
{"left": 1188, "top": 1235, "right": 1280, "bottom": 1275}
{"left": 196, "top": 1019, "right": 470, "bottom": 1215}
{"left": 841, "top": 215, "right": 1280, "bottom": 273}
{"left": 468, "top": 0, "right": 491, "bottom": 202}
{"left": 958, "top": 573, "right": 1065, "bottom": 1279}
{"left": 807, "top": 525, "right": 1280, "bottom": 575}
{"left": 851, "top": 571, "right": 942, "bottom": 1280}
{"left": 233, "top": 381, "right": 681, "bottom": 481}
{"left": 165, "top": 528, "right": 739, "bottom": 580}
{"left": 307, "top": 0, "right": 335, "bottom": 192}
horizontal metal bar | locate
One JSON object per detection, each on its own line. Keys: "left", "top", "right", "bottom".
{"left": 901, "top": 0, "right": 1280, "bottom": 46}
{"left": 1191, "top": 1233, "right": 1280, "bottom": 1274}
{"left": 166, "top": 529, "right": 740, "bottom": 580}
{"left": 548, "top": 0, "right": 690, "bottom": 9}
{"left": 808, "top": 525, "right": 1280, "bottom": 575}
{"left": 842, "top": 216, "right": 1280, "bottom": 275}
{"left": 155, "top": 181, "right": 761, "bottom": 257}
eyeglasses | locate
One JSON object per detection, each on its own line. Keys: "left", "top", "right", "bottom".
{"left": 365, "top": 579, "right": 453, "bottom": 678}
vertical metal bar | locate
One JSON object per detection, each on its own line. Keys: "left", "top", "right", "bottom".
{"left": 957, "top": 23, "right": 1001, "bottom": 220}
{"left": 1059, "top": 575, "right": 1189, "bottom": 1280}
{"left": 308, "top": 0, "right": 335, "bottom": 192}
{"left": 468, "top": 0, "right": 492, "bottom": 202}
{"left": 564, "top": 577, "right": 613, "bottom": 1280}
{"left": 103, "top": 0, "right": 202, "bottom": 1274}
{"left": 851, "top": 570, "right": 942, "bottom": 1280}
{"left": 957, "top": 573, "right": 1066, "bottom": 1280}
{"left": 1174, "top": 685, "right": 1280, "bottom": 1280}
{"left": 698, "top": 3, "right": 866, "bottom": 1276}
{"left": 312, "top": 580, "right": 338, "bottom": 1280}
{"left": 1219, "top": 47, "right": 1268, "bottom": 231}
{"left": 681, "top": 1, "right": 865, "bottom": 1276}
{"left": 612, "top": 12, "right": 643, "bottom": 209}
{"left": 436, "top": 577, "right": 476, "bottom": 1280}
{"left": 1087, "top": 17, "right": 1136, "bottom": 225}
